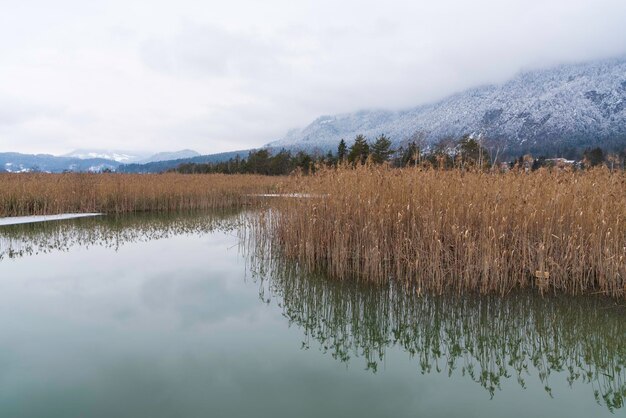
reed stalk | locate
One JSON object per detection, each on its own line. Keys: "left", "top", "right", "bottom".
{"left": 0, "top": 173, "right": 281, "bottom": 216}
{"left": 256, "top": 165, "right": 626, "bottom": 298}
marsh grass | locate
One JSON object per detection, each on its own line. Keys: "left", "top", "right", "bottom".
{"left": 256, "top": 165, "right": 626, "bottom": 298}
{"left": 0, "top": 173, "right": 281, "bottom": 216}
{"left": 4, "top": 168, "right": 625, "bottom": 298}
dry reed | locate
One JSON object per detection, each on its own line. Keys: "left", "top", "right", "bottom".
{"left": 255, "top": 165, "right": 626, "bottom": 298}
{"left": 0, "top": 173, "right": 281, "bottom": 216}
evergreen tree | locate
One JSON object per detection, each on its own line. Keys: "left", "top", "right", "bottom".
{"left": 337, "top": 139, "right": 347, "bottom": 161}
{"left": 429, "top": 137, "right": 456, "bottom": 169}
{"left": 324, "top": 151, "right": 337, "bottom": 167}
{"left": 268, "top": 149, "right": 293, "bottom": 175}
{"left": 400, "top": 141, "right": 419, "bottom": 167}
{"left": 294, "top": 151, "right": 313, "bottom": 174}
{"left": 370, "top": 134, "right": 393, "bottom": 164}
{"left": 583, "top": 147, "right": 604, "bottom": 167}
{"left": 348, "top": 134, "right": 370, "bottom": 164}
{"left": 245, "top": 149, "right": 271, "bottom": 174}
{"left": 458, "top": 135, "right": 489, "bottom": 167}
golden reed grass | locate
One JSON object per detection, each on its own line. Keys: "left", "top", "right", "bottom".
{"left": 0, "top": 173, "right": 281, "bottom": 216}
{"left": 256, "top": 165, "right": 626, "bottom": 298}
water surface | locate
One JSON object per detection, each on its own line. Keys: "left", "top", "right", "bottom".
{"left": 0, "top": 211, "right": 623, "bottom": 417}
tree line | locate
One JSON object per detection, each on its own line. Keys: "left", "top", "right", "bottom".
{"left": 173, "top": 134, "right": 626, "bottom": 175}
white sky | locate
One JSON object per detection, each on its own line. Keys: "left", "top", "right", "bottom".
{"left": 1, "top": 0, "right": 626, "bottom": 155}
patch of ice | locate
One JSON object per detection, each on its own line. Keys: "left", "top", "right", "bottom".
{"left": 0, "top": 213, "right": 103, "bottom": 226}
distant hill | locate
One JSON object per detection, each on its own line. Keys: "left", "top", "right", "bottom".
{"left": 0, "top": 149, "right": 203, "bottom": 173}
{"left": 63, "top": 149, "right": 149, "bottom": 163}
{"left": 0, "top": 152, "right": 119, "bottom": 173}
{"left": 117, "top": 150, "right": 253, "bottom": 173}
{"left": 63, "top": 148, "right": 201, "bottom": 164}
{"left": 268, "top": 56, "right": 626, "bottom": 157}
{"left": 137, "top": 149, "right": 201, "bottom": 164}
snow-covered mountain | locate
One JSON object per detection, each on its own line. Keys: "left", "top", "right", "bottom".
{"left": 0, "top": 149, "right": 201, "bottom": 173}
{"left": 268, "top": 56, "right": 626, "bottom": 156}
{"left": 64, "top": 149, "right": 201, "bottom": 164}
{"left": 138, "top": 149, "right": 201, "bottom": 164}
{"left": 0, "top": 153, "right": 119, "bottom": 173}
{"left": 63, "top": 149, "right": 148, "bottom": 163}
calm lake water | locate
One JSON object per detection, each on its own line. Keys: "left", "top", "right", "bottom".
{"left": 0, "top": 211, "right": 624, "bottom": 418}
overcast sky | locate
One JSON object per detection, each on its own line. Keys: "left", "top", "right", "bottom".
{"left": 1, "top": 0, "right": 626, "bottom": 155}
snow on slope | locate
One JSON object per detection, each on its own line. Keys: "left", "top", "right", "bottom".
{"left": 268, "top": 56, "right": 626, "bottom": 154}
{"left": 138, "top": 149, "right": 201, "bottom": 164}
{"left": 64, "top": 149, "right": 201, "bottom": 164}
{"left": 63, "top": 149, "right": 148, "bottom": 163}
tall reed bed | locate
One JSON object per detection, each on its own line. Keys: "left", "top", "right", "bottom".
{"left": 0, "top": 173, "right": 281, "bottom": 216}
{"left": 256, "top": 166, "right": 626, "bottom": 298}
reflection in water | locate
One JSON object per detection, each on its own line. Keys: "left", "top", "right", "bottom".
{"left": 1, "top": 212, "right": 624, "bottom": 413}
{"left": 0, "top": 210, "right": 243, "bottom": 260}
{"left": 249, "top": 253, "right": 626, "bottom": 411}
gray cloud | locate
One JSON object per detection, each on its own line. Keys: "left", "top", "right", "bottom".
{"left": 140, "top": 22, "right": 286, "bottom": 79}
{"left": 1, "top": 0, "right": 625, "bottom": 155}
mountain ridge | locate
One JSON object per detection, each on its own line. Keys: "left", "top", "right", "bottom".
{"left": 62, "top": 149, "right": 149, "bottom": 163}
{"left": 0, "top": 148, "right": 203, "bottom": 173}
{"left": 0, "top": 152, "right": 119, "bottom": 173}
{"left": 267, "top": 55, "right": 626, "bottom": 156}
{"left": 63, "top": 149, "right": 201, "bottom": 164}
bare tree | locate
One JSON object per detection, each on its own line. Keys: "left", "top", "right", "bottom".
{"left": 607, "top": 153, "right": 619, "bottom": 171}
{"left": 398, "top": 131, "right": 428, "bottom": 166}
{"left": 483, "top": 135, "right": 507, "bottom": 169}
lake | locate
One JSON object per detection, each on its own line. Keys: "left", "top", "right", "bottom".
{"left": 0, "top": 210, "right": 623, "bottom": 417}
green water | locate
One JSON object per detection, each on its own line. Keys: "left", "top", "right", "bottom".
{"left": 0, "top": 211, "right": 624, "bottom": 417}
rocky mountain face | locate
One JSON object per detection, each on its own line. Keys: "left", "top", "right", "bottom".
{"left": 268, "top": 56, "right": 626, "bottom": 157}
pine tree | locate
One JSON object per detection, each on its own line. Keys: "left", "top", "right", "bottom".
{"left": 583, "top": 147, "right": 604, "bottom": 167}
{"left": 337, "top": 139, "right": 347, "bottom": 162}
{"left": 347, "top": 135, "right": 370, "bottom": 164}
{"left": 399, "top": 141, "right": 419, "bottom": 167}
{"left": 370, "top": 134, "right": 393, "bottom": 164}
{"left": 458, "top": 135, "right": 489, "bottom": 168}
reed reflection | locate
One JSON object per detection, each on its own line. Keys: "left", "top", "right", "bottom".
{"left": 249, "top": 252, "right": 626, "bottom": 411}
{"left": 0, "top": 210, "right": 243, "bottom": 260}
